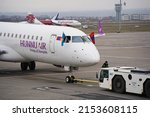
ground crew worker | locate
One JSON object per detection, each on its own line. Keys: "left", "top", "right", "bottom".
{"left": 102, "top": 61, "right": 109, "bottom": 68}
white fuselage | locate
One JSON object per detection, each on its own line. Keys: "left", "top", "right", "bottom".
{"left": 0, "top": 22, "right": 100, "bottom": 67}
{"left": 51, "top": 19, "right": 81, "bottom": 27}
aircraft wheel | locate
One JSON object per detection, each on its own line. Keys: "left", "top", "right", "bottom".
{"left": 65, "top": 76, "right": 71, "bottom": 83}
{"left": 65, "top": 76, "right": 75, "bottom": 83}
{"left": 70, "top": 76, "right": 75, "bottom": 83}
{"left": 112, "top": 75, "right": 125, "bottom": 93}
{"left": 29, "top": 61, "right": 36, "bottom": 70}
{"left": 144, "top": 80, "right": 150, "bottom": 98}
{"left": 21, "top": 62, "right": 28, "bottom": 71}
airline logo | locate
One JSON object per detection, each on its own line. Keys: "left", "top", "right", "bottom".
{"left": 26, "top": 14, "right": 35, "bottom": 23}
{"left": 20, "top": 40, "right": 47, "bottom": 54}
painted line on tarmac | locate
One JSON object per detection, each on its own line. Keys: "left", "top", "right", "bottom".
{"left": 97, "top": 45, "right": 150, "bottom": 49}
{"left": 75, "top": 79, "right": 98, "bottom": 83}
{"left": 102, "top": 56, "right": 150, "bottom": 60}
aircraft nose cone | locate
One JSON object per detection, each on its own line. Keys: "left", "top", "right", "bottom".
{"left": 89, "top": 50, "right": 100, "bottom": 65}
{"left": 82, "top": 44, "right": 100, "bottom": 66}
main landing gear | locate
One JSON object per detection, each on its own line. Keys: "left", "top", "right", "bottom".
{"left": 21, "top": 61, "right": 36, "bottom": 71}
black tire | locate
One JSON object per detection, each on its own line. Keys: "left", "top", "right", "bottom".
{"left": 112, "top": 75, "right": 125, "bottom": 93}
{"left": 21, "top": 62, "right": 28, "bottom": 71}
{"left": 29, "top": 61, "right": 36, "bottom": 70}
{"left": 65, "top": 76, "right": 71, "bottom": 83}
{"left": 144, "top": 80, "right": 150, "bottom": 98}
{"left": 70, "top": 76, "right": 75, "bottom": 83}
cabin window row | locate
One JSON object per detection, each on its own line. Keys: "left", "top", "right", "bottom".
{"left": 0, "top": 32, "right": 43, "bottom": 40}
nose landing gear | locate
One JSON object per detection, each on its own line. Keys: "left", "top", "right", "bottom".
{"left": 65, "top": 66, "right": 77, "bottom": 83}
{"left": 65, "top": 75, "right": 75, "bottom": 83}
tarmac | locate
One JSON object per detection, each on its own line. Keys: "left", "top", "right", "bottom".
{"left": 0, "top": 32, "right": 150, "bottom": 100}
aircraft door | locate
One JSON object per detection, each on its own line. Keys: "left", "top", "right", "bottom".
{"left": 50, "top": 34, "right": 56, "bottom": 53}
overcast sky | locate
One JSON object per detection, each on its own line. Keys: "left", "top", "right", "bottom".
{"left": 0, "top": 0, "right": 150, "bottom": 12}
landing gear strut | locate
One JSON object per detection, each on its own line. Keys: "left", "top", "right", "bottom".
{"left": 21, "top": 61, "right": 36, "bottom": 71}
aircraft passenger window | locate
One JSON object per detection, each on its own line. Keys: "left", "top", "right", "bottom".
{"left": 7, "top": 33, "right": 10, "bottom": 37}
{"left": 40, "top": 36, "right": 43, "bottom": 40}
{"left": 4, "top": 33, "right": 6, "bottom": 37}
{"left": 36, "top": 36, "right": 38, "bottom": 40}
{"left": 11, "top": 34, "right": 14, "bottom": 38}
{"left": 15, "top": 34, "right": 18, "bottom": 38}
{"left": 23, "top": 35, "right": 26, "bottom": 39}
{"left": 32, "top": 36, "right": 34, "bottom": 40}
{"left": 19, "top": 34, "right": 22, "bottom": 38}
{"left": 27, "top": 35, "right": 30, "bottom": 39}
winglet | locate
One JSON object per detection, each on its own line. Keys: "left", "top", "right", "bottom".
{"left": 89, "top": 32, "right": 95, "bottom": 44}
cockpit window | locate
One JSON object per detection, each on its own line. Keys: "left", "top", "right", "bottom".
{"left": 64, "top": 36, "right": 71, "bottom": 43}
{"left": 72, "top": 36, "right": 91, "bottom": 43}
{"left": 82, "top": 36, "right": 91, "bottom": 42}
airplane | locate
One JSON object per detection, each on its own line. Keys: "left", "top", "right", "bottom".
{"left": 24, "top": 13, "right": 81, "bottom": 27}
{"left": 24, "top": 13, "right": 104, "bottom": 45}
{"left": 25, "top": 13, "right": 53, "bottom": 25}
{"left": 51, "top": 13, "right": 82, "bottom": 27}
{"left": 0, "top": 21, "right": 100, "bottom": 82}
